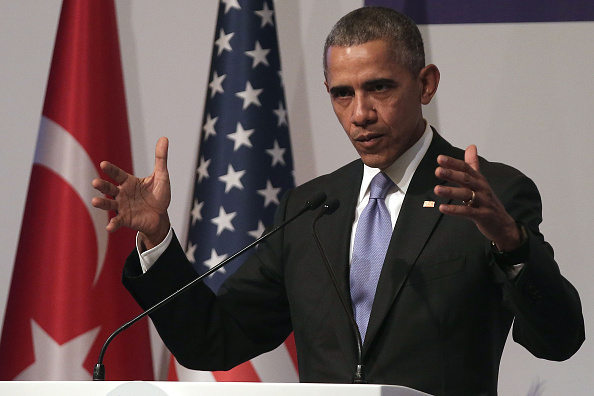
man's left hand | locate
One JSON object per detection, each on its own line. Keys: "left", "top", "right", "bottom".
{"left": 434, "top": 145, "right": 521, "bottom": 252}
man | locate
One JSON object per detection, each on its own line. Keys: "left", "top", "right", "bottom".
{"left": 92, "top": 6, "right": 583, "bottom": 395}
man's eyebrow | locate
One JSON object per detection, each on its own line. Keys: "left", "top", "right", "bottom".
{"left": 362, "top": 78, "right": 396, "bottom": 87}
{"left": 328, "top": 85, "right": 352, "bottom": 95}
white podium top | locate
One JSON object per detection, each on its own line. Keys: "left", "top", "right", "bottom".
{"left": 0, "top": 381, "right": 432, "bottom": 396}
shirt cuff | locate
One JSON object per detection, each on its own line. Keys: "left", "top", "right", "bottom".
{"left": 491, "top": 222, "right": 529, "bottom": 280}
{"left": 137, "top": 227, "right": 173, "bottom": 273}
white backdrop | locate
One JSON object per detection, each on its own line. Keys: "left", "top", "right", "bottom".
{"left": 1, "top": 0, "right": 592, "bottom": 393}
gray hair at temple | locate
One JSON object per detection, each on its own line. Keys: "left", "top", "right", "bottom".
{"left": 323, "top": 6, "right": 425, "bottom": 78}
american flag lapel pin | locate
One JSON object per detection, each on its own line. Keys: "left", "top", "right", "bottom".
{"left": 423, "top": 200, "right": 435, "bottom": 208}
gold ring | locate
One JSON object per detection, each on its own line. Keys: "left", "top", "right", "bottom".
{"left": 463, "top": 190, "right": 476, "bottom": 206}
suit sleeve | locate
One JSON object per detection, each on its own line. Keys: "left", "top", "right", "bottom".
{"left": 121, "top": 191, "right": 295, "bottom": 371}
{"left": 493, "top": 171, "right": 585, "bottom": 361}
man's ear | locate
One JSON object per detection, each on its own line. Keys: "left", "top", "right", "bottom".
{"left": 324, "top": 80, "right": 330, "bottom": 93}
{"left": 419, "top": 64, "right": 440, "bottom": 105}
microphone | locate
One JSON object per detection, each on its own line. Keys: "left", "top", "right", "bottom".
{"left": 312, "top": 198, "right": 367, "bottom": 384}
{"left": 93, "top": 191, "right": 327, "bottom": 380}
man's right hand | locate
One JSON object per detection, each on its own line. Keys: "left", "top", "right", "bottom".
{"left": 91, "top": 137, "right": 171, "bottom": 249}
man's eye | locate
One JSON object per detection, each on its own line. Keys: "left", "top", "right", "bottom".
{"left": 334, "top": 90, "right": 351, "bottom": 98}
{"left": 373, "top": 84, "right": 388, "bottom": 91}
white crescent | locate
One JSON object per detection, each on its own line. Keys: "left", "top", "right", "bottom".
{"left": 34, "top": 116, "right": 109, "bottom": 287}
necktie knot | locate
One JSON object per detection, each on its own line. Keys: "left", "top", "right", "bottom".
{"left": 369, "top": 172, "right": 394, "bottom": 200}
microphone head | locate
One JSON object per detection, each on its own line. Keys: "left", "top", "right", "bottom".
{"left": 305, "top": 192, "right": 327, "bottom": 210}
{"left": 323, "top": 198, "right": 340, "bottom": 215}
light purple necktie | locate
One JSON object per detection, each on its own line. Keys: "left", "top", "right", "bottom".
{"left": 350, "top": 172, "right": 395, "bottom": 342}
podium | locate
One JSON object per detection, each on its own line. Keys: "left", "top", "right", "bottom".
{"left": 0, "top": 381, "right": 432, "bottom": 396}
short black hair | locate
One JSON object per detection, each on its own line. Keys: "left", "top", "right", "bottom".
{"left": 323, "top": 6, "right": 425, "bottom": 78}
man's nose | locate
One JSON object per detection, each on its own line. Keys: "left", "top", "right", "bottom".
{"left": 350, "top": 93, "right": 376, "bottom": 126}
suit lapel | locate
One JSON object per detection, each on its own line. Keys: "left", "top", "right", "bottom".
{"left": 363, "top": 132, "right": 458, "bottom": 351}
{"left": 313, "top": 161, "right": 362, "bottom": 364}
{"left": 314, "top": 161, "right": 362, "bottom": 308}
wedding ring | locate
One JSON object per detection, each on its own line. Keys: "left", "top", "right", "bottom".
{"left": 463, "top": 190, "right": 476, "bottom": 206}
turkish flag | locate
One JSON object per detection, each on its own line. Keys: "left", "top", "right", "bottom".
{"left": 0, "top": 0, "right": 154, "bottom": 380}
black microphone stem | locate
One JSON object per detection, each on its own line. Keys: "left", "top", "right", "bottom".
{"left": 312, "top": 200, "right": 366, "bottom": 384}
{"left": 93, "top": 192, "right": 327, "bottom": 380}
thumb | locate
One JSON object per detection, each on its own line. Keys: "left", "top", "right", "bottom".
{"left": 154, "top": 137, "right": 169, "bottom": 174}
{"left": 465, "top": 144, "right": 480, "bottom": 172}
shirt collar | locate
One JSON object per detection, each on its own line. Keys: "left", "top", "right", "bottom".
{"left": 358, "top": 122, "right": 434, "bottom": 204}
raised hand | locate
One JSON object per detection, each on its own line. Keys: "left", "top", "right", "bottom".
{"left": 434, "top": 145, "right": 521, "bottom": 252}
{"left": 92, "top": 137, "right": 171, "bottom": 249}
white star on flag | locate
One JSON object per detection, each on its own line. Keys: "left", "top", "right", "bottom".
{"left": 186, "top": 242, "right": 197, "bottom": 263}
{"left": 273, "top": 101, "right": 288, "bottom": 127}
{"left": 196, "top": 156, "right": 211, "bottom": 183}
{"left": 257, "top": 180, "right": 281, "bottom": 207}
{"left": 228, "top": 123, "right": 254, "bottom": 151}
{"left": 266, "top": 140, "right": 286, "bottom": 167}
{"left": 202, "top": 113, "right": 218, "bottom": 141}
{"left": 255, "top": 3, "right": 275, "bottom": 28}
{"left": 236, "top": 82, "right": 263, "bottom": 109}
{"left": 245, "top": 41, "right": 270, "bottom": 68}
{"left": 209, "top": 71, "right": 226, "bottom": 98}
{"left": 222, "top": 0, "right": 241, "bottom": 14}
{"left": 15, "top": 320, "right": 101, "bottom": 380}
{"left": 191, "top": 200, "right": 204, "bottom": 225}
{"left": 211, "top": 206, "right": 237, "bottom": 235}
{"left": 204, "top": 249, "right": 229, "bottom": 274}
{"left": 248, "top": 221, "right": 267, "bottom": 239}
{"left": 214, "top": 29, "right": 234, "bottom": 55}
{"left": 219, "top": 164, "right": 246, "bottom": 193}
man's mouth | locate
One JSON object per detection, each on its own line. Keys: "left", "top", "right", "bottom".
{"left": 354, "top": 133, "right": 383, "bottom": 144}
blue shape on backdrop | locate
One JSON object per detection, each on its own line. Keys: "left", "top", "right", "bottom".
{"left": 365, "top": 0, "right": 594, "bottom": 24}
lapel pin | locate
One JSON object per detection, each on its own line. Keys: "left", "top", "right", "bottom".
{"left": 423, "top": 200, "right": 435, "bottom": 208}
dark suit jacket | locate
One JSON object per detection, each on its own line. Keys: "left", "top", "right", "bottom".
{"left": 123, "top": 132, "right": 584, "bottom": 395}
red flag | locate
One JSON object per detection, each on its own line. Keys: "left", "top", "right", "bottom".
{"left": 0, "top": 0, "right": 153, "bottom": 380}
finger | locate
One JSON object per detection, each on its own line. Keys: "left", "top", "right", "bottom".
{"left": 434, "top": 185, "right": 476, "bottom": 203}
{"left": 106, "top": 216, "right": 122, "bottom": 233}
{"left": 435, "top": 166, "right": 476, "bottom": 189}
{"left": 154, "top": 137, "right": 169, "bottom": 174}
{"left": 100, "top": 161, "right": 129, "bottom": 185}
{"left": 91, "top": 178, "right": 119, "bottom": 197}
{"left": 465, "top": 145, "right": 480, "bottom": 172}
{"left": 438, "top": 203, "right": 476, "bottom": 217}
{"left": 436, "top": 155, "right": 477, "bottom": 175}
{"left": 91, "top": 196, "right": 119, "bottom": 212}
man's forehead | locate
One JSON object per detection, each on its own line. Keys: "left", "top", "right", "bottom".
{"left": 325, "top": 42, "right": 408, "bottom": 84}
{"left": 326, "top": 39, "right": 393, "bottom": 54}
{"left": 326, "top": 40, "right": 405, "bottom": 68}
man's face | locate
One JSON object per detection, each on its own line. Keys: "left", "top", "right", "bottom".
{"left": 325, "top": 40, "right": 430, "bottom": 170}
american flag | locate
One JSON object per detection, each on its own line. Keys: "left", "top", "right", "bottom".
{"left": 186, "top": 0, "right": 294, "bottom": 292}
{"left": 170, "top": 0, "right": 298, "bottom": 382}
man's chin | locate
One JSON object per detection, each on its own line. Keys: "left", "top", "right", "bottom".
{"left": 359, "top": 154, "right": 392, "bottom": 170}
